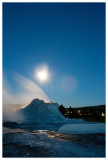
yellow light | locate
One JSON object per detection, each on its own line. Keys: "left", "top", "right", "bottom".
{"left": 37, "top": 70, "right": 48, "bottom": 82}
{"left": 102, "top": 113, "right": 105, "bottom": 117}
{"left": 35, "top": 64, "right": 51, "bottom": 83}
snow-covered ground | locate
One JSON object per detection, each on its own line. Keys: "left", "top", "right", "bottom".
{"left": 58, "top": 123, "right": 105, "bottom": 134}
{"left": 3, "top": 119, "right": 105, "bottom": 157}
{"left": 3, "top": 127, "right": 105, "bottom": 157}
{"left": 3, "top": 99, "right": 106, "bottom": 157}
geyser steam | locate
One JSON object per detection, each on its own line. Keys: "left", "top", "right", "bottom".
{"left": 3, "top": 73, "right": 50, "bottom": 122}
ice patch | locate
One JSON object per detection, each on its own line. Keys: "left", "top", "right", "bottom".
{"left": 58, "top": 123, "right": 105, "bottom": 134}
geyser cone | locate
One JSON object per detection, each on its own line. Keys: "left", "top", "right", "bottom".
{"left": 17, "top": 98, "right": 66, "bottom": 123}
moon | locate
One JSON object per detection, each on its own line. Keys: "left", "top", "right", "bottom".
{"left": 37, "top": 70, "right": 48, "bottom": 82}
{"left": 35, "top": 64, "right": 50, "bottom": 83}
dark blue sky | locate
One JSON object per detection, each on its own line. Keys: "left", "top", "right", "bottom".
{"left": 3, "top": 3, "right": 105, "bottom": 107}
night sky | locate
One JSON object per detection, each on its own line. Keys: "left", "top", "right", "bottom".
{"left": 3, "top": 3, "right": 105, "bottom": 107}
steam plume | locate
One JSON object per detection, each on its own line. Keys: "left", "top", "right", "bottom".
{"left": 3, "top": 73, "right": 50, "bottom": 122}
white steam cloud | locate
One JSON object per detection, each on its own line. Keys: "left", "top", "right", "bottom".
{"left": 3, "top": 73, "right": 50, "bottom": 122}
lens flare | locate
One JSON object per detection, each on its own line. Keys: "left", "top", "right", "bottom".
{"left": 62, "top": 76, "right": 77, "bottom": 92}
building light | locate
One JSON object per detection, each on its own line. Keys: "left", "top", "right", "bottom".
{"left": 78, "top": 110, "right": 80, "bottom": 115}
{"left": 101, "top": 113, "right": 105, "bottom": 116}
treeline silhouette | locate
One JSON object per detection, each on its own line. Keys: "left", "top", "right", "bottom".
{"left": 59, "top": 104, "right": 105, "bottom": 123}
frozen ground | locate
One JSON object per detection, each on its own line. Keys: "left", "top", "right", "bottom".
{"left": 58, "top": 123, "right": 105, "bottom": 134}
{"left": 3, "top": 120, "right": 105, "bottom": 158}
{"left": 3, "top": 99, "right": 106, "bottom": 157}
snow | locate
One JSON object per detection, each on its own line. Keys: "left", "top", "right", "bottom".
{"left": 3, "top": 98, "right": 105, "bottom": 157}
{"left": 15, "top": 99, "right": 94, "bottom": 125}
{"left": 17, "top": 98, "right": 67, "bottom": 123}
{"left": 4, "top": 99, "right": 105, "bottom": 136}
{"left": 3, "top": 127, "right": 105, "bottom": 157}
{"left": 58, "top": 123, "right": 105, "bottom": 134}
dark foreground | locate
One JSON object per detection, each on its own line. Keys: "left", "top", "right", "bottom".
{"left": 3, "top": 127, "right": 105, "bottom": 157}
